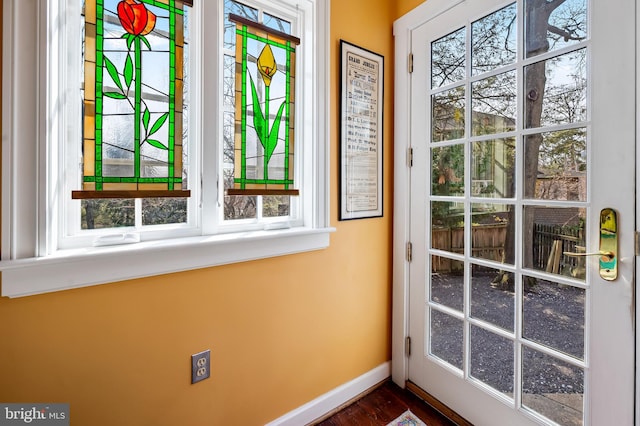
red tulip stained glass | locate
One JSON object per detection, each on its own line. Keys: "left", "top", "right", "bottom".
{"left": 117, "top": 0, "right": 157, "bottom": 36}
{"left": 76, "top": 0, "right": 190, "bottom": 199}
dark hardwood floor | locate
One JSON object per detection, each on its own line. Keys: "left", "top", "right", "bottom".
{"left": 313, "top": 380, "right": 458, "bottom": 426}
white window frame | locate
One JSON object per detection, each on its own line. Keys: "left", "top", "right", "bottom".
{"left": 1, "top": 0, "right": 333, "bottom": 298}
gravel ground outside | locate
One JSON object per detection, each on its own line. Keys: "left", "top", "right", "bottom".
{"left": 428, "top": 270, "right": 585, "bottom": 425}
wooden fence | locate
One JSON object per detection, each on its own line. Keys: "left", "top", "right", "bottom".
{"left": 431, "top": 223, "right": 584, "bottom": 276}
{"left": 432, "top": 224, "right": 506, "bottom": 273}
{"left": 532, "top": 223, "right": 584, "bottom": 277}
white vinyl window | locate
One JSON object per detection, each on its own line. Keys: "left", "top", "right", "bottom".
{"left": 1, "top": 0, "right": 332, "bottom": 297}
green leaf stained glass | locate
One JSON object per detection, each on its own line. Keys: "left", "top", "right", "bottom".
{"left": 228, "top": 14, "right": 300, "bottom": 196}
{"left": 76, "top": 0, "right": 190, "bottom": 199}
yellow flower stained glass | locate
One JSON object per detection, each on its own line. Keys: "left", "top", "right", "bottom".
{"left": 227, "top": 14, "right": 301, "bottom": 196}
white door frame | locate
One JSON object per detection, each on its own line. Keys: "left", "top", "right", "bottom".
{"left": 636, "top": 1, "right": 640, "bottom": 424}
{"left": 392, "top": 0, "right": 467, "bottom": 386}
{"left": 392, "top": 0, "right": 639, "bottom": 421}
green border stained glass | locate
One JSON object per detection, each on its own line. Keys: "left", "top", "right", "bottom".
{"left": 78, "top": 0, "right": 188, "bottom": 198}
{"left": 229, "top": 14, "right": 300, "bottom": 195}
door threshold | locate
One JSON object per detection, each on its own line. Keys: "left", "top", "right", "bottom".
{"left": 406, "top": 381, "right": 473, "bottom": 426}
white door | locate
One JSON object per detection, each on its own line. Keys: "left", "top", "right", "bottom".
{"left": 404, "top": 0, "right": 635, "bottom": 425}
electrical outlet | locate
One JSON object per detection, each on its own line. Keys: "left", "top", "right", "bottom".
{"left": 191, "top": 349, "right": 211, "bottom": 384}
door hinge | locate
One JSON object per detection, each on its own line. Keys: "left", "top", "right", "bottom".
{"left": 408, "top": 147, "right": 413, "bottom": 167}
{"left": 408, "top": 53, "right": 414, "bottom": 73}
{"left": 405, "top": 336, "right": 412, "bottom": 357}
{"left": 635, "top": 231, "right": 640, "bottom": 256}
{"left": 406, "top": 242, "right": 413, "bottom": 262}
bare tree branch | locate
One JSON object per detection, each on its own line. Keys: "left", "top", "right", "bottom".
{"left": 547, "top": 24, "right": 584, "bottom": 41}
{"left": 545, "top": 0, "right": 568, "bottom": 14}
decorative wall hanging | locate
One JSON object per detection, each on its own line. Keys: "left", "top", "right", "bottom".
{"left": 339, "top": 40, "right": 384, "bottom": 220}
{"left": 73, "top": 0, "right": 192, "bottom": 199}
{"left": 227, "top": 14, "right": 301, "bottom": 196}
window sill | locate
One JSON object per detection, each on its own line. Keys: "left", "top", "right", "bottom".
{"left": 0, "top": 227, "right": 335, "bottom": 298}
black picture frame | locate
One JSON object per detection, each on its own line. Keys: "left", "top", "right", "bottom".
{"left": 339, "top": 40, "right": 384, "bottom": 220}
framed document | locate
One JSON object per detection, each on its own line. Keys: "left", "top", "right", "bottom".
{"left": 339, "top": 40, "right": 384, "bottom": 220}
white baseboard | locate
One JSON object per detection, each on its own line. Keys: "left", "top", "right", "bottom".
{"left": 265, "top": 361, "right": 391, "bottom": 426}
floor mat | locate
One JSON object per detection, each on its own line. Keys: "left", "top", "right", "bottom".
{"left": 386, "top": 410, "right": 427, "bottom": 426}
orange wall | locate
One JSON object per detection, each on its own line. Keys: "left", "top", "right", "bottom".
{"left": 395, "top": 0, "right": 426, "bottom": 20}
{"left": 0, "top": 1, "right": 398, "bottom": 424}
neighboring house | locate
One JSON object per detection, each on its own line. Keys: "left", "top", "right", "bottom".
{"left": 535, "top": 169, "right": 586, "bottom": 204}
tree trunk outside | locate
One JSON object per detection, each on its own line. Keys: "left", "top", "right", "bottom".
{"left": 84, "top": 201, "right": 95, "bottom": 230}
{"left": 502, "top": 1, "right": 554, "bottom": 290}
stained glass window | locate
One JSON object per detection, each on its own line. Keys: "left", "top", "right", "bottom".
{"left": 227, "top": 14, "right": 300, "bottom": 196}
{"left": 73, "top": 0, "right": 192, "bottom": 199}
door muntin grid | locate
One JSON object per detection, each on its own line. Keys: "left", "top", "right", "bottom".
{"left": 426, "top": 1, "right": 588, "bottom": 424}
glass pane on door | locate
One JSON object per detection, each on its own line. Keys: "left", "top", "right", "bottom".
{"left": 430, "top": 309, "right": 464, "bottom": 370}
{"left": 470, "top": 325, "right": 515, "bottom": 399}
{"left": 525, "top": 0, "right": 587, "bottom": 58}
{"left": 471, "top": 139, "right": 516, "bottom": 199}
{"left": 470, "top": 267, "right": 514, "bottom": 332}
{"left": 471, "top": 71, "right": 517, "bottom": 136}
{"left": 522, "top": 276, "right": 585, "bottom": 359}
{"left": 472, "top": 3, "right": 517, "bottom": 74}
{"left": 522, "top": 347, "right": 584, "bottom": 425}
{"left": 431, "top": 28, "right": 466, "bottom": 88}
